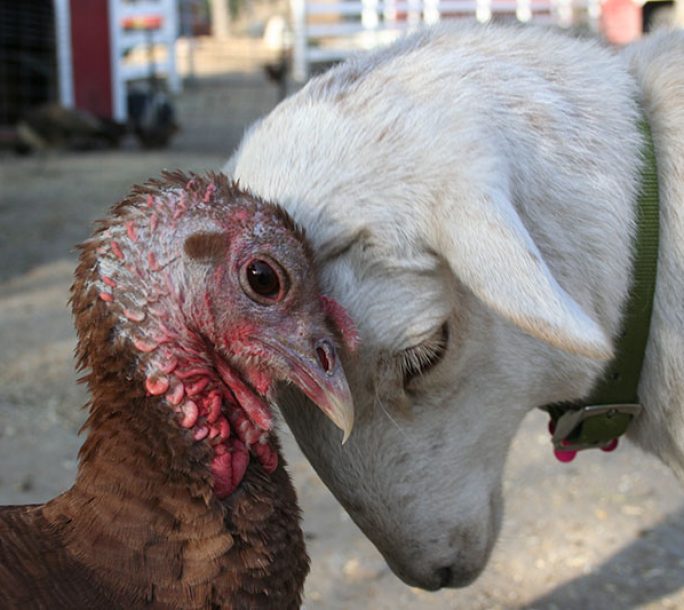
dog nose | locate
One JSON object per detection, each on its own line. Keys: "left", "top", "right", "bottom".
{"left": 385, "top": 555, "right": 485, "bottom": 590}
{"left": 431, "top": 562, "right": 482, "bottom": 589}
{"left": 435, "top": 566, "right": 453, "bottom": 589}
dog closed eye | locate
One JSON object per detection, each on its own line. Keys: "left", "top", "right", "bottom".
{"left": 400, "top": 322, "right": 449, "bottom": 386}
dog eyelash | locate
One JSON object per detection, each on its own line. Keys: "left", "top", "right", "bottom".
{"left": 400, "top": 323, "right": 449, "bottom": 384}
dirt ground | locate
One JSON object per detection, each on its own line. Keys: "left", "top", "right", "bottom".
{"left": 1, "top": 73, "right": 683, "bottom": 610}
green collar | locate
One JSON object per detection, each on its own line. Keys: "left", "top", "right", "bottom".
{"left": 545, "top": 119, "right": 660, "bottom": 456}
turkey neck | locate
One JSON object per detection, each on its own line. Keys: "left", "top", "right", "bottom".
{"left": 42, "top": 388, "right": 231, "bottom": 597}
{"left": 40, "top": 387, "right": 307, "bottom": 608}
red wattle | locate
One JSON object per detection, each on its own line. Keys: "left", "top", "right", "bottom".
{"left": 231, "top": 442, "right": 250, "bottom": 490}
{"left": 216, "top": 360, "right": 273, "bottom": 431}
{"left": 253, "top": 441, "right": 278, "bottom": 473}
{"left": 211, "top": 452, "right": 233, "bottom": 498}
{"left": 320, "top": 295, "right": 360, "bottom": 353}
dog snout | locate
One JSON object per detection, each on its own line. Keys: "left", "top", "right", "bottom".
{"left": 385, "top": 552, "right": 488, "bottom": 590}
{"left": 433, "top": 561, "right": 485, "bottom": 589}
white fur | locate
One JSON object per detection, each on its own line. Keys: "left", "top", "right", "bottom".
{"left": 225, "top": 23, "right": 684, "bottom": 589}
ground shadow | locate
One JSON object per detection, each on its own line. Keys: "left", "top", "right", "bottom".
{"left": 520, "top": 506, "right": 684, "bottom": 610}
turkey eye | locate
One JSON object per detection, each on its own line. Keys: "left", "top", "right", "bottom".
{"left": 247, "top": 260, "right": 279, "bottom": 296}
{"left": 242, "top": 258, "right": 286, "bottom": 303}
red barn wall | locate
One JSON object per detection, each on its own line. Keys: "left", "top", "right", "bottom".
{"left": 70, "top": 0, "right": 113, "bottom": 119}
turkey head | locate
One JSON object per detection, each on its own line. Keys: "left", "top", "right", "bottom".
{"left": 74, "top": 171, "right": 355, "bottom": 499}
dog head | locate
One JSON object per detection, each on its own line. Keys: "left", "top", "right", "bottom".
{"left": 271, "top": 179, "right": 615, "bottom": 587}
{"left": 227, "top": 83, "right": 629, "bottom": 589}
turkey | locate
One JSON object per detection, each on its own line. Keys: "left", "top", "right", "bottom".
{"left": 0, "top": 171, "right": 355, "bottom": 609}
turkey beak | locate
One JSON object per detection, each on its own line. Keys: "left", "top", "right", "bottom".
{"left": 266, "top": 338, "right": 355, "bottom": 443}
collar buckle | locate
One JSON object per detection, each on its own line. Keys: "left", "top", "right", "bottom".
{"left": 550, "top": 404, "right": 642, "bottom": 452}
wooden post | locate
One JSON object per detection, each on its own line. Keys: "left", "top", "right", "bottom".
{"left": 211, "top": 0, "right": 231, "bottom": 38}
{"left": 291, "top": 0, "right": 308, "bottom": 82}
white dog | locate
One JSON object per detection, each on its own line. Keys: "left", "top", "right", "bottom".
{"left": 225, "top": 23, "right": 684, "bottom": 589}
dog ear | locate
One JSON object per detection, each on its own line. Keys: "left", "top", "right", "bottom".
{"left": 437, "top": 188, "right": 613, "bottom": 361}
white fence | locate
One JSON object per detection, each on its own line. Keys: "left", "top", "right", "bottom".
{"left": 291, "top": 0, "right": 602, "bottom": 81}
{"left": 110, "top": 0, "right": 180, "bottom": 122}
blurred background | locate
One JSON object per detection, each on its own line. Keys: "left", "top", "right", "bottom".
{"left": 1, "top": 1, "right": 683, "bottom": 608}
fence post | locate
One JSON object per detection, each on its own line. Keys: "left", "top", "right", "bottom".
{"left": 165, "top": 0, "right": 181, "bottom": 93}
{"left": 54, "top": 0, "right": 75, "bottom": 109}
{"left": 108, "top": 0, "right": 126, "bottom": 122}
{"left": 291, "top": 0, "right": 308, "bottom": 82}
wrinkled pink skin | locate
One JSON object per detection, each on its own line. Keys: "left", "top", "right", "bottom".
{"left": 320, "top": 295, "right": 360, "bottom": 354}
{"left": 92, "top": 177, "right": 341, "bottom": 498}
